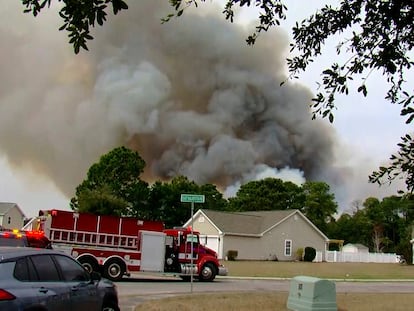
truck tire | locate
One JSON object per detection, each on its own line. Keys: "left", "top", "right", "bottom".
{"left": 78, "top": 256, "right": 99, "bottom": 274}
{"left": 199, "top": 263, "right": 216, "bottom": 282}
{"left": 103, "top": 259, "right": 125, "bottom": 282}
{"left": 102, "top": 300, "right": 120, "bottom": 311}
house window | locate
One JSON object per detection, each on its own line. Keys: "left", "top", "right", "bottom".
{"left": 284, "top": 239, "right": 292, "bottom": 257}
{"left": 8, "top": 217, "right": 11, "bottom": 225}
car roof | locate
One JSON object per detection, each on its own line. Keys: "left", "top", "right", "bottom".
{"left": 0, "top": 246, "right": 64, "bottom": 261}
{"left": 0, "top": 231, "right": 25, "bottom": 235}
{"left": 0, "top": 230, "right": 28, "bottom": 239}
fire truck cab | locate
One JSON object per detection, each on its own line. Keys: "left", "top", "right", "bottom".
{"left": 29, "top": 210, "right": 227, "bottom": 282}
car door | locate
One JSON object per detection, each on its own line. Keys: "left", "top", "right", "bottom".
{"left": 29, "top": 254, "right": 71, "bottom": 311}
{"left": 52, "top": 254, "right": 100, "bottom": 311}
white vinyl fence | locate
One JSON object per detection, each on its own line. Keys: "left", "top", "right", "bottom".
{"left": 324, "top": 251, "right": 399, "bottom": 263}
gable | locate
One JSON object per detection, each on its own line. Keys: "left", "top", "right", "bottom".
{"left": 0, "top": 202, "right": 23, "bottom": 216}
{"left": 263, "top": 210, "right": 329, "bottom": 241}
{"left": 0, "top": 202, "right": 26, "bottom": 229}
{"left": 190, "top": 211, "right": 221, "bottom": 235}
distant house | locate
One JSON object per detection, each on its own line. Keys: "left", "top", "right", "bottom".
{"left": 0, "top": 202, "right": 26, "bottom": 230}
{"left": 183, "top": 209, "right": 330, "bottom": 261}
{"left": 342, "top": 243, "right": 369, "bottom": 254}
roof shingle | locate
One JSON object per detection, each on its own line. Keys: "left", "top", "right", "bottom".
{"left": 0, "top": 202, "right": 18, "bottom": 215}
{"left": 201, "top": 209, "right": 298, "bottom": 235}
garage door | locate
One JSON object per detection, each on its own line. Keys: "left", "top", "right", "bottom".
{"left": 199, "top": 235, "right": 220, "bottom": 257}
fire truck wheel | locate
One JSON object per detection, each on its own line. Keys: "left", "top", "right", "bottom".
{"left": 199, "top": 263, "right": 216, "bottom": 282}
{"left": 79, "top": 257, "right": 99, "bottom": 274}
{"left": 103, "top": 259, "right": 125, "bottom": 282}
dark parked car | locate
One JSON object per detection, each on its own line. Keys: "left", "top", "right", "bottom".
{"left": 0, "top": 229, "right": 52, "bottom": 248}
{"left": 0, "top": 247, "right": 119, "bottom": 311}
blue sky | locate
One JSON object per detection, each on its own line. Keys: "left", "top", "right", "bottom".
{"left": 0, "top": 0, "right": 411, "bottom": 218}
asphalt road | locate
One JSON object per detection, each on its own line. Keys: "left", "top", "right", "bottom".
{"left": 117, "top": 275, "right": 414, "bottom": 311}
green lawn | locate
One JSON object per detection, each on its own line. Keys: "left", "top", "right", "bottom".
{"left": 222, "top": 260, "right": 414, "bottom": 279}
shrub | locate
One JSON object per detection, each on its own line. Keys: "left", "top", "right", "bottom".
{"left": 303, "top": 247, "right": 316, "bottom": 262}
{"left": 396, "top": 241, "right": 413, "bottom": 265}
{"left": 295, "top": 248, "right": 304, "bottom": 261}
{"left": 227, "top": 250, "right": 238, "bottom": 261}
{"left": 267, "top": 254, "right": 278, "bottom": 261}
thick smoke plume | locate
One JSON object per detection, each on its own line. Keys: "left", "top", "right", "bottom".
{"left": 0, "top": 1, "right": 342, "bottom": 203}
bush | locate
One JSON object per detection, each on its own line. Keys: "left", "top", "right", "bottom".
{"left": 303, "top": 247, "right": 316, "bottom": 262}
{"left": 396, "top": 241, "right": 413, "bottom": 265}
{"left": 295, "top": 248, "right": 304, "bottom": 261}
{"left": 267, "top": 254, "right": 278, "bottom": 261}
{"left": 227, "top": 250, "right": 238, "bottom": 261}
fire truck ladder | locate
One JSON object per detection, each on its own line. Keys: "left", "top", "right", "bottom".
{"left": 49, "top": 229, "right": 138, "bottom": 250}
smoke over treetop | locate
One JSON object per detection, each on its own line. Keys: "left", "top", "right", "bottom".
{"left": 0, "top": 1, "right": 337, "bottom": 199}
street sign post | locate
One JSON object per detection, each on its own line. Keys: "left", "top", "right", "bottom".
{"left": 180, "top": 193, "right": 205, "bottom": 293}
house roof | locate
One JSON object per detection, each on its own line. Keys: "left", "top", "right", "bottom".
{"left": 0, "top": 202, "right": 25, "bottom": 217}
{"left": 196, "top": 209, "right": 329, "bottom": 240}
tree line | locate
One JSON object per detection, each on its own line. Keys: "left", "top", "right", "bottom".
{"left": 71, "top": 146, "right": 414, "bottom": 263}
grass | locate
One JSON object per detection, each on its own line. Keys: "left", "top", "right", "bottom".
{"left": 133, "top": 261, "right": 414, "bottom": 311}
{"left": 222, "top": 260, "right": 414, "bottom": 280}
{"left": 135, "top": 292, "right": 414, "bottom": 311}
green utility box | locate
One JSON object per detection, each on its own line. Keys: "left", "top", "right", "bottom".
{"left": 287, "top": 276, "right": 337, "bottom": 311}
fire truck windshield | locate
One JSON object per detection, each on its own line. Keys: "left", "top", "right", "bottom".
{"left": 186, "top": 234, "right": 199, "bottom": 244}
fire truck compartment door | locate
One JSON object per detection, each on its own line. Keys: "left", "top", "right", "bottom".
{"left": 140, "top": 231, "right": 166, "bottom": 272}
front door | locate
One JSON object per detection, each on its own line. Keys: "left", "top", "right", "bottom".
{"left": 52, "top": 254, "right": 99, "bottom": 310}
{"left": 29, "top": 254, "right": 71, "bottom": 311}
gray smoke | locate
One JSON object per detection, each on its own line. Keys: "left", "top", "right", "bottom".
{"left": 0, "top": 1, "right": 341, "bottom": 202}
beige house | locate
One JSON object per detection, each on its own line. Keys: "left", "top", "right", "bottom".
{"left": 184, "top": 209, "right": 329, "bottom": 261}
{"left": 0, "top": 202, "right": 26, "bottom": 230}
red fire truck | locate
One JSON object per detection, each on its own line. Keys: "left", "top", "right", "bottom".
{"left": 29, "top": 209, "right": 227, "bottom": 282}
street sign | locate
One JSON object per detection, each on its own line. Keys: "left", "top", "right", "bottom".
{"left": 180, "top": 194, "right": 205, "bottom": 203}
